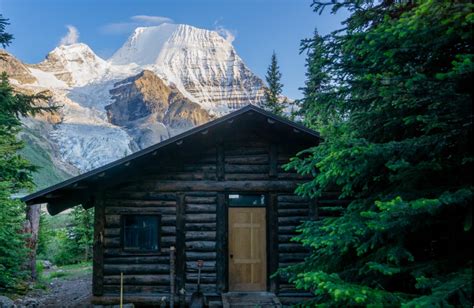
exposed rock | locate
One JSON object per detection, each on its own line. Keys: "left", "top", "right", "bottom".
{"left": 0, "top": 296, "right": 15, "bottom": 308}
{"left": 107, "top": 70, "right": 173, "bottom": 125}
{"left": 0, "top": 50, "right": 36, "bottom": 84}
{"left": 164, "top": 98, "right": 213, "bottom": 129}
{"left": 106, "top": 70, "right": 213, "bottom": 148}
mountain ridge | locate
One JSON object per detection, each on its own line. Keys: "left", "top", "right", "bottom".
{"left": 1, "top": 23, "right": 278, "bottom": 188}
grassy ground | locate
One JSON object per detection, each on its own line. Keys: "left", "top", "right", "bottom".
{"left": 36, "top": 262, "right": 92, "bottom": 289}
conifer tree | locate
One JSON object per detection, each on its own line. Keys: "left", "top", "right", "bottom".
{"left": 282, "top": 1, "right": 473, "bottom": 306}
{"left": 262, "top": 51, "right": 284, "bottom": 115}
{"left": 0, "top": 15, "right": 51, "bottom": 288}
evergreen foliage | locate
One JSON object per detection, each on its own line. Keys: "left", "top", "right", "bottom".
{"left": 38, "top": 208, "right": 94, "bottom": 265}
{"left": 0, "top": 16, "right": 51, "bottom": 290}
{"left": 262, "top": 51, "right": 284, "bottom": 115}
{"left": 284, "top": 1, "right": 473, "bottom": 306}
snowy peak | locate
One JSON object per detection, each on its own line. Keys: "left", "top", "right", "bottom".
{"left": 109, "top": 24, "right": 233, "bottom": 66}
{"left": 32, "top": 43, "right": 109, "bottom": 87}
{"left": 110, "top": 23, "right": 178, "bottom": 65}
{"left": 110, "top": 23, "right": 264, "bottom": 112}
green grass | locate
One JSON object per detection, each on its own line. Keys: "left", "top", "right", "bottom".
{"left": 34, "top": 262, "right": 92, "bottom": 290}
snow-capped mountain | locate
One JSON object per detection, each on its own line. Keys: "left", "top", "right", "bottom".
{"left": 1, "top": 23, "right": 270, "bottom": 186}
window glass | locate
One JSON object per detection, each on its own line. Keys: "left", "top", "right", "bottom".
{"left": 123, "top": 215, "right": 160, "bottom": 252}
{"left": 228, "top": 194, "right": 266, "bottom": 207}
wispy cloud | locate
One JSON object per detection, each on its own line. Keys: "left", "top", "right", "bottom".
{"left": 213, "top": 19, "right": 236, "bottom": 44}
{"left": 101, "top": 15, "right": 174, "bottom": 35}
{"left": 59, "top": 25, "right": 79, "bottom": 45}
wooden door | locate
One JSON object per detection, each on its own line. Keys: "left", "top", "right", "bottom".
{"left": 228, "top": 207, "right": 267, "bottom": 291}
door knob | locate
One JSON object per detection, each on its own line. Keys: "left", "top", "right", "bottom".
{"left": 230, "top": 254, "right": 234, "bottom": 259}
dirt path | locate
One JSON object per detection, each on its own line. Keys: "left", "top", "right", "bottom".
{"left": 15, "top": 264, "right": 92, "bottom": 307}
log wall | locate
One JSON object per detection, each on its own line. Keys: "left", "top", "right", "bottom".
{"left": 94, "top": 132, "right": 335, "bottom": 305}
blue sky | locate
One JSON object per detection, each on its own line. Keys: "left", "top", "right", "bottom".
{"left": 0, "top": 0, "right": 346, "bottom": 99}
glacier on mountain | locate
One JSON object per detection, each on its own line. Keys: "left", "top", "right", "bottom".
{"left": 5, "top": 23, "right": 271, "bottom": 176}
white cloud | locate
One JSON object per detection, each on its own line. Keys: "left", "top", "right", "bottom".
{"left": 101, "top": 15, "right": 174, "bottom": 35}
{"left": 215, "top": 26, "right": 236, "bottom": 44}
{"left": 213, "top": 19, "right": 236, "bottom": 44}
{"left": 131, "top": 15, "right": 173, "bottom": 24}
{"left": 59, "top": 25, "right": 79, "bottom": 46}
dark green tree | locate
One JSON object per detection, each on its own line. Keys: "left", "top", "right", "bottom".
{"left": 0, "top": 15, "right": 51, "bottom": 289}
{"left": 262, "top": 51, "right": 284, "bottom": 115}
{"left": 71, "top": 206, "right": 94, "bottom": 262}
{"left": 282, "top": 1, "right": 473, "bottom": 306}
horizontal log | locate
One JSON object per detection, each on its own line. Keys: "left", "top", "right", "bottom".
{"left": 184, "top": 196, "right": 216, "bottom": 204}
{"left": 185, "top": 214, "right": 216, "bottom": 223}
{"left": 277, "top": 202, "right": 310, "bottom": 210}
{"left": 104, "top": 200, "right": 176, "bottom": 207}
{"left": 278, "top": 216, "right": 309, "bottom": 226}
{"left": 224, "top": 174, "right": 269, "bottom": 181}
{"left": 104, "top": 237, "right": 120, "bottom": 248}
{"left": 171, "top": 164, "right": 216, "bottom": 173}
{"left": 224, "top": 164, "right": 269, "bottom": 173}
{"left": 154, "top": 173, "right": 217, "bottom": 181}
{"left": 186, "top": 261, "right": 216, "bottom": 272}
{"left": 278, "top": 226, "right": 299, "bottom": 235}
{"left": 278, "top": 209, "right": 309, "bottom": 217}
{"left": 278, "top": 234, "right": 298, "bottom": 243}
{"left": 186, "top": 203, "right": 216, "bottom": 214}
{"left": 104, "top": 274, "right": 170, "bottom": 285}
{"left": 104, "top": 264, "right": 170, "bottom": 275}
{"left": 184, "top": 283, "right": 217, "bottom": 294}
{"left": 185, "top": 223, "right": 216, "bottom": 231}
{"left": 91, "top": 295, "right": 174, "bottom": 305}
{"left": 186, "top": 252, "right": 216, "bottom": 261}
{"left": 125, "top": 180, "right": 299, "bottom": 192}
{"left": 105, "top": 215, "right": 120, "bottom": 227}
{"left": 105, "top": 206, "right": 176, "bottom": 215}
{"left": 105, "top": 256, "right": 170, "bottom": 264}
{"left": 104, "top": 228, "right": 120, "bottom": 236}
{"left": 104, "top": 247, "right": 170, "bottom": 257}
{"left": 185, "top": 241, "right": 216, "bottom": 252}
{"left": 103, "top": 285, "right": 170, "bottom": 294}
{"left": 279, "top": 243, "right": 308, "bottom": 253}
{"left": 224, "top": 147, "right": 268, "bottom": 156}
{"left": 277, "top": 173, "right": 311, "bottom": 180}
{"left": 225, "top": 154, "right": 269, "bottom": 164}
{"left": 185, "top": 231, "right": 216, "bottom": 241}
{"left": 105, "top": 192, "right": 176, "bottom": 201}
{"left": 185, "top": 273, "right": 217, "bottom": 284}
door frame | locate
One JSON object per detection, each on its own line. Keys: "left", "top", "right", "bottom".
{"left": 223, "top": 192, "right": 271, "bottom": 292}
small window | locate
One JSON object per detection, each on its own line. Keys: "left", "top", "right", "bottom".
{"left": 122, "top": 215, "right": 160, "bottom": 252}
{"left": 228, "top": 194, "right": 266, "bottom": 207}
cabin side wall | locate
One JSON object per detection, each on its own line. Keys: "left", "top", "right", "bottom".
{"left": 92, "top": 134, "right": 338, "bottom": 305}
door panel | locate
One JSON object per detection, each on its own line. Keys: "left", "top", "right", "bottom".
{"left": 228, "top": 207, "right": 267, "bottom": 291}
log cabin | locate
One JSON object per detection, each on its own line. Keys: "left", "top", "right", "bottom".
{"left": 23, "top": 105, "right": 339, "bottom": 306}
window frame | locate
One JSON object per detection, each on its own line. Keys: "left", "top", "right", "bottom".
{"left": 120, "top": 214, "right": 162, "bottom": 254}
{"left": 227, "top": 193, "right": 267, "bottom": 208}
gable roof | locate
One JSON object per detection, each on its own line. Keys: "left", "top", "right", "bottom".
{"left": 22, "top": 105, "right": 319, "bottom": 213}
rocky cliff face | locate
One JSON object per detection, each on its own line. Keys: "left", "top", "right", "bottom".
{"left": 0, "top": 50, "right": 36, "bottom": 84}
{"left": 106, "top": 70, "right": 212, "bottom": 148}
{"left": 1, "top": 23, "right": 278, "bottom": 183}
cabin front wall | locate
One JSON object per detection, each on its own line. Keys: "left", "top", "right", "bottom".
{"left": 91, "top": 133, "right": 336, "bottom": 306}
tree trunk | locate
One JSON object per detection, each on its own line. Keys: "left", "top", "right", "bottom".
{"left": 25, "top": 204, "right": 41, "bottom": 280}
